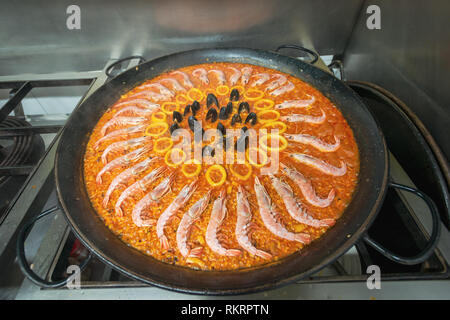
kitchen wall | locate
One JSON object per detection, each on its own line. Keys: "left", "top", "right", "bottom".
{"left": 0, "top": 0, "right": 362, "bottom": 75}
{"left": 1, "top": 0, "right": 448, "bottom": 158}
{"left": 343, "top": 0, "right": 450, "bottom": 159}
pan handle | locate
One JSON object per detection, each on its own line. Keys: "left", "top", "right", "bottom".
{"left": 16, "top": 206, "right": 92, "bottom": 288}
{"left": 362, "top": 182, "right": 441, "bottom": 265}
{"left": 275, "top": 44, "right": 319, "bottom": 64}
{"left": 105, "top": 55, "right": 146, "bottom": 77}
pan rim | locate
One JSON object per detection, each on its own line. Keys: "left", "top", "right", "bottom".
{"left": 55, "top": 47, "right": 389, "bottom": 295}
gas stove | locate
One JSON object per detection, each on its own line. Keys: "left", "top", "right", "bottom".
{"left": 0, "top": 53, "right": 449, "bottom": 300}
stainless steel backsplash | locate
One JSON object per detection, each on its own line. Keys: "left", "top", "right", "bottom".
{"left": 0, "top": 0, "right": 362, "bottom": 75}
{"left": 1, "top": 0, "right": 448, "bottom": 159}
{"left": 343, "top": 0, "right": 450, "bottom": 159}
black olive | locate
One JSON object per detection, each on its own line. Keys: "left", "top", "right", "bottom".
{"left": 191, "top": 100, "right": 200, "bottom": 112}
{"left": 173, "top": 110, "right": 183, "bottom": 123}
{"left": 217, "top": 122, "right": 226, "bottom": 136}
{"left": 183, "top": 105, "right": 191, "bottom": 116}
{"left": 238, "top": 102, "right": 250, "bottom": 114}
{"left": 170, "top": 122, "right": 179, "bottom": 134}
{"left": 241, "top": 126, "right": 248, "bottom": 133}
{"left": 245, "top": 112, "right": 257, "bottom": 125}
{"left": 206, "top": 108, "right": 218, "bottom": 122}
{"left": 219, "top": 107, "right": 229, "bottom": 120}
{"left": 207, "top": 93, "right": 219, "bottom": 108}
{"left": 230, "top": 89, "right": 239, "bottom": 101}
{"left": 225, "top": 102, "right": 233, "bottom": 116}
{"left": 231, "top": 113, "right": 242, "bottom": 126}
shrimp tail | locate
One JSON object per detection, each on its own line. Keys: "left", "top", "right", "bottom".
{"left": 320, "top": 218, "right": 336, "bottom": 227}
{"left": 116, "top": 206, "right": 124, "bottom": 217}
{"left": 227, "top": 249, "right": 242, "bottom": 257}
{"left": 160, "top": 235, "right": 170, "bottom": 250}
{"left": 295, "top": 233, "right": 311, "bottom": 244}
{"left": 256, "top": 250, "right": 273, "bottom": 260}
{"left": 96, "top": 174, "right": 103, "bottom": 185}
{"left": 189, "top": 247, "right": 204, "bottom": 258}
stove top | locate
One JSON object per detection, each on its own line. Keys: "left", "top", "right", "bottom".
{"left": 1, "top": 54, "right": 449, "bottom": 300}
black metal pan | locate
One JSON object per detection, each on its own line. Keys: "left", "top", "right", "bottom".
{"left": 16, "top": 47, "right": 441, "bottom": 294}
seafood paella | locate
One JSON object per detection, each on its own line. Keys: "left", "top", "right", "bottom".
{"left": 83, "top": 62, "right": 360, "bottom": 271}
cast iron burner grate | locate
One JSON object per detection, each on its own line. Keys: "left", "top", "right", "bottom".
{"left": 0, "top": 117, "right": 44, "bottom": 221}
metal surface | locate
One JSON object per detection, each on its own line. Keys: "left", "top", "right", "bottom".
{"left": 348, "top": 81, "right": 450, "bottom": 229}
{"left": 0, "top": 83, "right": 32, "bottom": 123}
{"left": 6, "top": 58, "right": 449, "bottom": 299}
{"left": 343, "top": 0, "right": 450, "bottom": 160}
{"left": 0, "top": 126, "right": 64, "bottom": 137}
{"left": 54, "top": 47, "right": 388, "bottom": 295}
{"left": 0, "top": 66, "right": 110, "bottom": 299}
{"left": 0, "top": 0, "right": 363, "bottom": 76}
{"left": 14, "top": 280, "right": 450, "bottom": 300}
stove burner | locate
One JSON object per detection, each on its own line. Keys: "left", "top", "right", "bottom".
{"left": 0, "top": 117, "right": 45, "bottom": 219}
